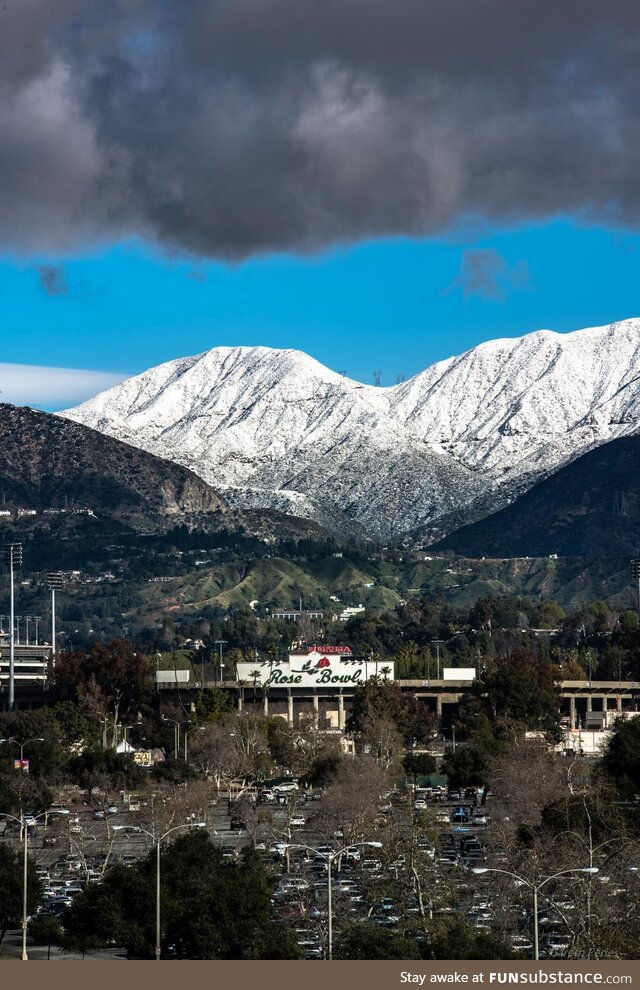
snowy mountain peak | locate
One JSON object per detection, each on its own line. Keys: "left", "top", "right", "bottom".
{"left": 62, "top": 318, "right": 640, "bottom": 540}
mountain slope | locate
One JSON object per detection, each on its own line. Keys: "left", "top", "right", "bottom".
{"left": 390, "top": 318, "right": 640, "bottom": 487}
{"left": 0, "top": 403, "right": 229, "bottom": 524}
{"left": 62, "top": 346, "right": 485, "bottom": 539}
{"left": 431, "top": 435, "right": 640, "bottom": 557}
{"left": 62, "top": 319, "right": 640, "bottom": 540}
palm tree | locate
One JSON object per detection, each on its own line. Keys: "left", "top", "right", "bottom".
{"left": 380, "top": 665, "right": 391, "bottom": 681}
{"left": 249, "top": 669, "right": 260, "bottom": 711}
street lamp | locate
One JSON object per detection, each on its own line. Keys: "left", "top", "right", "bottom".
{"left": 4, "top": 543, "right": 23, "bottom": 712}
{"left": 183, "top": 725, "right": 204, "bottom": 761}
{"left": 113, "top": 821, "right": 206, "bottom": 960}
{"left": 0, "top": 737, "right": 45, "bottom": 768}
{"left": 99, "top": 715, "right": 116, "bottom": 750}
{"left": 161, "top": 715, "right": 182, "bottom": 759}
{"left": 472, "top": 866, "right": 599, "bottom": 960}
{"left": 0, "top": 810, "right": 47, "bottom": 960}
{"left": 285, "top": 840, "right": 383, "bottom": 960}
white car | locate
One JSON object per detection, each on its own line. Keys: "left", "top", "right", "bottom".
{"left": 277, "top": 877, "right": 309, "bottom": 892}
{"left": 290, "top": 815, "right": 306, "bottom": 828}
{"left": 362, "top": 859, "right": 382, "bottom": 873}
{"left": 269, "top": 842, "right": 289, "bottom": 857}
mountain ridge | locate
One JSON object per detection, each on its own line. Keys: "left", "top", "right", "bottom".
{"left": 62, "top": 318, "right": 640, "bottom": 540}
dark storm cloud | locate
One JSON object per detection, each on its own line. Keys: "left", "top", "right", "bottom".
{"left": 1, "top": 1, "right": 639, "bottom": 258}
{"left": 450, "top": 249, "right": 532, "bottom": 302}
{"left": 37, "top": 264, "right": 68, "bottom": 296}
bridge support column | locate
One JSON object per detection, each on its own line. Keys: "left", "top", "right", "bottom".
{"left": 287, "top": 691, "right": 294, "bottom": 725}
{"left": 569, "top": 696, "right": 576, "bottom": 730}
{"left": 338, "top": 691, "right": 345, "bottom": 731}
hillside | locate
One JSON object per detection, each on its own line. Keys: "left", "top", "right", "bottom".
{"left": 0, "top": 403, "right": 229, "bottom": 527}
{"left": 431, "top": 435, "right": 640, "bottom": 558}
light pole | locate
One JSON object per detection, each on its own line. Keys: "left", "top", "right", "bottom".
{"left": 473, "top": 866, "right": 599, "bottom": 959}
{"left": 161, "top": 715, "right": 181, "bottom": 759}
{"left": 46, "top": 572, "right": 63, "bottom": 663}
{"left": 183, "top": 725, "right": 203, "bottom": 761}
{"left": 285, "top": 840, "right": 383, "bottom": 959}
{"left": 4, "top": 543, "right": 23, "bottom": 712}
{"left": 0, "top": 737, "right": 45, "bottom": 768}
{"left": 430, "top": 639, "right": 443, "bottom": 680}
{"left": 99, "top": 715, "right": 115, "bottom": 749}
{"left": 0, "top": 810, "right": 47, "bottom": 960}
{"left": 113, "top": 822, "right": 206, "bottom": 960}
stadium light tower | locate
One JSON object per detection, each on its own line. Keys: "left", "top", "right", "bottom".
{"left": 3, "top": 543, "right": 23, "bottom": 712}
{"left": 631, "top": 559, "right": 640, "bottom": 616}
{"left": 46, "top": 571, "right": 64, "bottom": 661}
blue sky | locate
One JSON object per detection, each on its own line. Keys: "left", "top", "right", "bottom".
{"left": 3, "top": 218, "right": 640, "bottom": 409}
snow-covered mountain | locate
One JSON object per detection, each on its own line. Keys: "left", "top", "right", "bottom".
{"left": 62, "top": 319, "right": 640, "bottom": 540}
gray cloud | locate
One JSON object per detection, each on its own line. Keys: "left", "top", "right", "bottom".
{"left": 0, "top": 363, "right": 127, "bottom": 409}
{"left": 37, "top": 264, "right": 68, "bottom": 296}
{"left": 450, "top": 249, "right": 533, "bottom": 302}
{"left": 0, "top": 3, "right": 639, "bottom": 258}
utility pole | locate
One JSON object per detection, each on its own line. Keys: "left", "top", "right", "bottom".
{"left": 213, "top": 640, "right": 227, "bottom": 685}
{"left": 431, "top": 639, "right": 443, "bottom": 680}
{"left": 4, "top": 543, "right": 23, "bottom": 712}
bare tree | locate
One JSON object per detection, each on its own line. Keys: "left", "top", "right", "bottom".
{"left": 310, "top": 757, "right": 391, "bottom": 844}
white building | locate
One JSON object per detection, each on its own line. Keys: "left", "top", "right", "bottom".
{"left": 338, "top": 605, "right": 365, "bottom": 622}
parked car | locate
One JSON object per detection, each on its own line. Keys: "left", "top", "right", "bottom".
{"left": 277, "top": 877, "right": 309, "bottom": 893}
{"left": 361, "top": 859, "right": 382, "bottom": 873}
{"left": 269, "top": 842, "right": 289, "bottom": 857}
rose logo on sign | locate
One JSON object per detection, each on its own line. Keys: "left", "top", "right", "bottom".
{"left": 317, "top": 657, "right": 330, "bottom": 668}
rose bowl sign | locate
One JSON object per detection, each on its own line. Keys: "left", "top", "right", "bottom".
{"left": 236, "top": 650, "right": 394, "bottom": 688}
